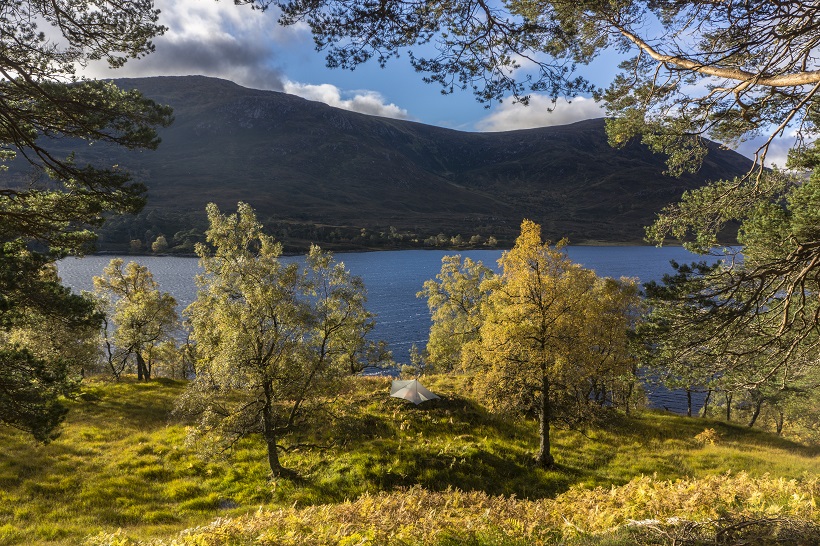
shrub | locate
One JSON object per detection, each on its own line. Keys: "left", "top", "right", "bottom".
{"left": 694, "top": 428, "right": 720, "bottom": 446}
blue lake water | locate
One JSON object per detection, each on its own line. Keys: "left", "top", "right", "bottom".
{"left": 58, "top": 246, "right": 719, "bottom": 413}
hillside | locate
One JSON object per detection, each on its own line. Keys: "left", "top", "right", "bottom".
{"left": 4, "top": 76, "right": 753, "bottom": 250}
{"left": 2, "top": 376, "right": 819, "bottom": 545}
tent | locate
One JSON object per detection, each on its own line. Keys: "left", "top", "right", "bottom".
{"left": 390, "top": 379, "right": 440, "bottom": 405}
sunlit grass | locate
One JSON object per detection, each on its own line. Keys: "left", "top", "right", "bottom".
{"left": 1, "top": 374, "right": 819, "bottom": 544}
{"left": 86, "top": 473, "right": 820, "bottom": 545}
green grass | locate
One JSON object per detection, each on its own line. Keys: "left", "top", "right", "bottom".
{"left": 1, "top": 375, "right": 819, "bottom": 545}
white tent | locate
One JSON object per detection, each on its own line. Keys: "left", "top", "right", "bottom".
{"left": 390, "top": 379, "right": 440, "bottom": 405}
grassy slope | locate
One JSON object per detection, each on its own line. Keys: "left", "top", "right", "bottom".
{"left": 1, "top": 376, "right": 819, "bottom": 545}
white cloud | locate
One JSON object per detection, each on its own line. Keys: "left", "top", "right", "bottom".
{"left": 735, "top": 135, "right": 800, "bottom": 169}
{"left": 474, "top": 95, "right": 603, "bottom": 132}
{"left": 283, "top": 81, "right": 411, "bottom": 119}
{"left": 76, "top": 1, "right": 413, "bottom": 120}
{"left": 81, "top": 0, "right": 305, "bottom": 90}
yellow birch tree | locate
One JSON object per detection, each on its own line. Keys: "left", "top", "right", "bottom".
{"left": 476, "top": 220, "right": 639, "bottom": 468}
{"left": 418, "top": 255, "right": 494, "bottom": 372}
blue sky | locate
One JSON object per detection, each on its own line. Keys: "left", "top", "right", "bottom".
{"left": 81, "top": 0, "right": 794, "bottom": 166}
{"left": 80, "top": 1, "right": 613, "bottom": 129}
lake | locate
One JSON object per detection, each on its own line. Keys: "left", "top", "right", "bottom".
{"left": 58, "top": 246, "right": 717, "bottom": 413}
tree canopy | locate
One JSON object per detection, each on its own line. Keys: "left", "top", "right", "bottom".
{"left": 0, "top": 251, "right": 99, "bottom": 440}
{"left": 0, "top": 0, "right": 172, "bottom": 439}
{"left": 1, "top": 1, "right": 173, "bottom": 254}
{"left": 466, "top": 220, "right": 640, "bottom": 468}
{"left": 94, "top": 259, "right": 179, "bottom": 381}
{"left": 418, "top": 255, "right": 494, "bottom": 372}
{"left": 177, "top": 203, "right": 376, "bottom": 476}
{"left": 642, "top": 170, "right": 820, "bottom": 421}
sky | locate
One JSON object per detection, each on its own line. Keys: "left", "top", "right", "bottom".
{"left": 82, "top": 0, "right": 794, "bottom": 167}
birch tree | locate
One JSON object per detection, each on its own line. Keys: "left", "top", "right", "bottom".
{"left": 418, "top": 255, "right": 494, "bottom": 372}
{"left": 476, "top": 220, "right": 639, "bottom": 468}
{"left": 178, "top": 202, "right": 375, "bottom": 476}
{"left": 94, "top": 259, "right": 178, "bottom": 380}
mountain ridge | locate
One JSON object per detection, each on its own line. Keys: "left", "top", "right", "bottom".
{"left": 6, "top": 75, "right": 753, "bottom": 251}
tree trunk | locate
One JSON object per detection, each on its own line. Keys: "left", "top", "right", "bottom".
{"left": 263, "top": 387, "right": 285, "bottom": 476}
{"left": 747, "top": 398, "right": 763, "bottom": 428}
{"left": 624, "top": 379, "right": 634, "bottom": 417}
{"left": 536, "top": 373, "right": 555, "bottom": 469}
{"left": 135, "top": 351, "right": 150, "bottom": 380}
{"left": 104, "top": 337, "right": 122, "bottom": 380}
{"left": 265, "top": 431, "right": 283, "bottom": 476}
{"left": 592, "top": 382, "right": 605, "bottom": 405}
{"left": 701, "top": 389, "right": 712, "bottom": 418}
{"left": 725, "top": 392, "right": 733, "bottom": 421}
{"left": 598, "top": 384, "right": 608, "bottom": 405}
{"left": 775, "top": 410, "right": 785, "bottom": 435}
{"left": 686, "top": 389, "right": 692, "bottom": 417}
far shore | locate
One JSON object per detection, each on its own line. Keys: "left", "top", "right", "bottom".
{"left": 87, "top": 238, "right": 706, "bottom": 259}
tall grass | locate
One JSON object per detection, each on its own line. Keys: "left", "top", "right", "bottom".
{"left": 87, "top": 473, "right": 820, "bottom": 545}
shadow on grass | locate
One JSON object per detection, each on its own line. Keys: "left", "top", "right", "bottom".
{"left": 607, "top": 410, "right": 820, "bottom": 457}
{"left": 283, "top": 392, "right": 579, "bottom": 503}
{"left": 285, "top": 386, "right": 820, "bottom": 506}
{"left": 72, "top": 377, "right": 184, "bottom": 430}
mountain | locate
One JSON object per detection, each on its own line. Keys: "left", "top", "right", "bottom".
{"left": 6, "top": 76, "right": 753, "bottom": 251}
